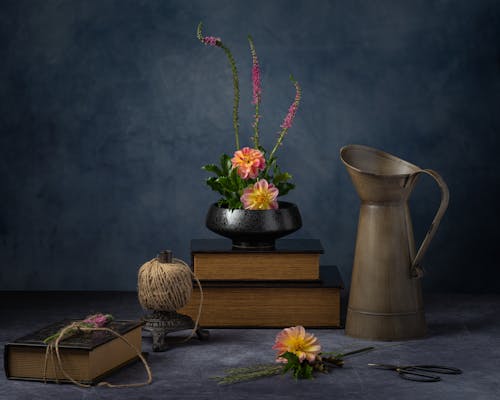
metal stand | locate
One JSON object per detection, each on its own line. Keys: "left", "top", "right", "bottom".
{"left": 142, "top": 311, "right": 209, "bottom": 352}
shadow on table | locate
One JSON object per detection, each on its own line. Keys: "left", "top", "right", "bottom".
{"left": 427, "top": 312, "right": 499, "bottom": 337}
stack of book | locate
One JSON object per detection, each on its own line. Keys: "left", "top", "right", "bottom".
{"left": 179, "top": 239, "right": 343, "bottom": 328}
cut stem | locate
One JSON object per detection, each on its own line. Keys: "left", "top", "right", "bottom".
{"left": 197, "top": 22, "right": 240, "bottom": 150}
{"left": 220, "top": 43, "right": 240, "bottom": 150}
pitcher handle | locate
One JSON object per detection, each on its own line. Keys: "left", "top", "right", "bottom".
{"left": 410, "top": 169, "right": 450, "bottom": 278}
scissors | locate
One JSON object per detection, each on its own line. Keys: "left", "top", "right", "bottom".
{"left": 368, "top": 363, "right": 462, "bottom": 382}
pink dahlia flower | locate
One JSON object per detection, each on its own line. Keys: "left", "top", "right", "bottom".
{"left": 231, "top": 147, "right": 266, "bottom": 179}
{"left": 273, "top": 325, "right": 321, "bottom": 363}
{"left": 240, "top": 179, "right": 279, "bottom": 210}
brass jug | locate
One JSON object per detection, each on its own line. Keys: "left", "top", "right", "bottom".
{"left": 340, "top": 145, "right": 449, "bottom": 340}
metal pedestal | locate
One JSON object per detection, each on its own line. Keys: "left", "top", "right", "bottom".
{"left": 142, "top": 311, "right": 209, "bottom": 352}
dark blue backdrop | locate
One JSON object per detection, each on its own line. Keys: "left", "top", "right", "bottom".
{"left": 1, "top": 0, "right": 499, "bottom": 291}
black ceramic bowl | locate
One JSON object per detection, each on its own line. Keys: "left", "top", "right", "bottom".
{"left": 205, "top": 201, "right": 302, "bottom": 249}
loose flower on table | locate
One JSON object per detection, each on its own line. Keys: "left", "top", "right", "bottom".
{"left": 273, "top": 325, "right": 321, "bottom": 363}
{"left": 212, "top": 325, "right": 373, "bottom": 384}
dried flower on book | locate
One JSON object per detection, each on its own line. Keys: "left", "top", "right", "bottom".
{"left": 43, "top": 313, "right": 114, "bottom": 344}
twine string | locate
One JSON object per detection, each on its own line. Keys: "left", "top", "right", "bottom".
{"left": 43, "top": 323, "right": 152, "bottom": 388}
{"left": 176, "top": 258, "right": 204, "bottom": 343}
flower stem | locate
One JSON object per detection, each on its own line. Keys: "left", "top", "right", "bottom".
{"left": 253, "top": 103, "right": 260, "bottom": 149}
{"left": 197, "top": 22, "right": 240, "bottom": 150}
{"left": 220, "top": 43, "right": 240, "bottom": 150}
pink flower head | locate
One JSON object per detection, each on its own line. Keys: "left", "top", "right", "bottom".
{"left": 240, "top": 179, "right": 279, "bottom": 210}
{"left": 248, "top": 35, "right": 262, "bottom": 140}
{"left": 273, "top": 325, "right": 321, "bottom": 363}
{"left": 202, "top": 36, "right": 221, "bottom": 46}
{"left": 280, "top": 79, "right": 301, "bottom": 130}
{"left": 251, "top": 54, "right": 261, "bottom": 105}
{"left": 83, "top": 313, "right": 113, "bottom": 328}
{"left": 231, "top": 147, "right": 266, "bottom": 179}
{"left": 252, "top": 63, "right": 261, "bottom": 105}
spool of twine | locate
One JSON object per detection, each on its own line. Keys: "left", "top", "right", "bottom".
{"left": 137, "top": 251, "right": 193, "bottom": 311}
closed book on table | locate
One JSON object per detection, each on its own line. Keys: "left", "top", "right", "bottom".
{"left": 180, "top": 265, "right": 343, "bottom": 328}
{"left": 4, "top": 320, "right": 143, "bottom": 384}
{"left": 191, "top": 239, "right": 323, "bottom": 280}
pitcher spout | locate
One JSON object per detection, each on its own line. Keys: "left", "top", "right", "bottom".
{"left": 340, "top": 145, "right": 421, "bottom": 203}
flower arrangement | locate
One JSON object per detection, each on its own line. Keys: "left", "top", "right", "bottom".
{"left": 197, "top": 23, "right": 301, "bottom": 210}
{"left": 212, "top": 325, "right": 373, "bottom": 384}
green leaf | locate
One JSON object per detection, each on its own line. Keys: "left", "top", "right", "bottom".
{"left": 280, "top": 352, "right": 314, "bottom": 380}
{"left": 281, "top": 352, "right": 300, "bottom": 373}
{"left": 217, "top": 176, "right": 231, "bottom": 188}
{"left": 302, "top": 363, "right": 314, "bottom": 379}
{"left": 273, "top": 172, "right": 292, "bottom": 185}
{"left": 220, "top": 154, "right": 232, "bottom": 175}
{"left": 229, "top": 168, "right": 240, "bottom": 186}
{"left": 202, "top": 164, "right": 223, "bottom": 176}
{"left": 206, "top": 177, "right": 222, "bottom": 192}
{"left": 227, "top": 197, "right": 242, "bottom": 209}
{"left": 276, "top": 182, "right": 295, "bottom": 197}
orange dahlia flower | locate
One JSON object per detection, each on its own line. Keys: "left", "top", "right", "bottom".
{"left": 273, "top": 326, "right": 321, "bottom": 363}
{"left": 240, "top": 179, "right": 279, "bottom": 210}
{"left": 231, "top": 147, "right": 266, "bottom": 179}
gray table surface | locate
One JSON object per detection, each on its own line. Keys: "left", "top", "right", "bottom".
{"left": 0, "top": 292, "right": 498, "bottom": 400}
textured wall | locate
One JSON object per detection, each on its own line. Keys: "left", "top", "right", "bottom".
{"left": 1, "top": 0, "right": 499, "bottom": 291}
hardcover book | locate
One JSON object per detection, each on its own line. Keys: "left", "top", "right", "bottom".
{"left": 180, "top": 265, "right": 343, "bottom": 328}
{"left": 4, "top": 319, "right": 143, "bottom": 384}
{"left": 191, "top": 239, "right": 324, "bottom": 280}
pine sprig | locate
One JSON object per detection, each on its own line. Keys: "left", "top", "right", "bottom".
{"left": 212, "top": 364, "right": 282, "bottom": 385}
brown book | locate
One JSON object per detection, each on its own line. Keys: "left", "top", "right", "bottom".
{"left": 180, "top": 265, "right": 343, "bottom": 328}
{"left": 4, "top": 320, "right": 143, "bottom": 384}
{"left": 191, "top": 239, "right": 323, "bottom": 280}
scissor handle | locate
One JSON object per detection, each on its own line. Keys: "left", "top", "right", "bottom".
{"left": 397, "top": 368, "right": 441, "bottom": 382}
{"left": 409, "top": 365, "right": 463, "bottom": 375}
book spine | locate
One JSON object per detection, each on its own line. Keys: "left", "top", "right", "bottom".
{"left": 193, "top": 253, "right": 320, "bottom": 280}
{"left": 180, "top": 287, "right": 340, "bottom": 327}
{"left": 4, "top": 344, "right": 10, "bottom": 378}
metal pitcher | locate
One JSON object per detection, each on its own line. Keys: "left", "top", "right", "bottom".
{"left": 340, "top": 144, "right": 449, "bottom": 340}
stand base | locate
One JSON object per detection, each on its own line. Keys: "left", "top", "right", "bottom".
{"left": 142, "top": 311, "right": 209, "bottom": 352}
